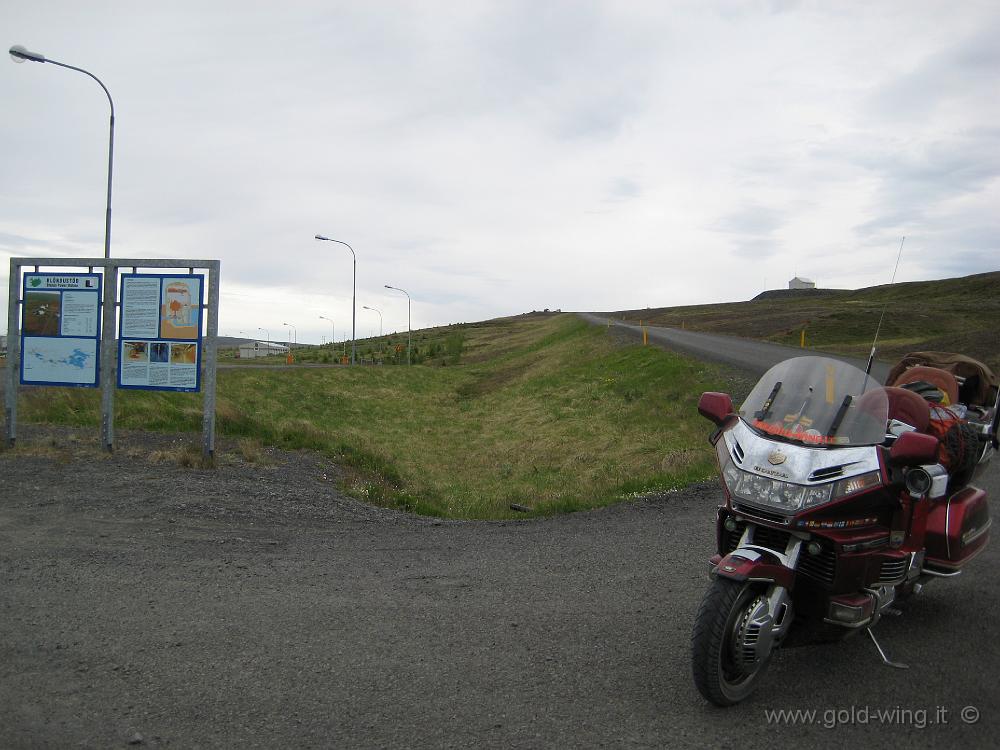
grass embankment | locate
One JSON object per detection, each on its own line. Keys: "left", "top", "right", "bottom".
{"left": 15, "top": 314, "right": 734, "bottom": 519}
{"left": 617, "top": 271, "right": 1000, "bottom": 372}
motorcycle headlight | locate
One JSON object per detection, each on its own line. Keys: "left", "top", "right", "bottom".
{"left": 717, "top": 442, "right": 882, "bottom": 514}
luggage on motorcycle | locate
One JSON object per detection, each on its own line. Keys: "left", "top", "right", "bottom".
{"left": 887, "top": 351, "right": 997, "bottom": 407}
{"left": 927, "top": 406, "right": 979, "bottom": 480}
{"left": 924, "top": 486, "right": 991, "bottom": 571}
{"left": 895, "top": 367, "right": 959, "bottom": 405}
{"left": 888, "top": 351, "right": 999, "bottom": 479}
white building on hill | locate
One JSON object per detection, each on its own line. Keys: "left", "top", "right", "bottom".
{"left": 788, "top": 276, "right": 816, "bottom": 290}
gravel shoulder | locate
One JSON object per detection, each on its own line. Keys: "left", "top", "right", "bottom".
{"left": 2, "top": 424, "right": 998, "bottom": 749}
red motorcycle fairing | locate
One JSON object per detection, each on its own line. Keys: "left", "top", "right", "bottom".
{"left": 712, "top": 550, "right": 795, "bottom": 589}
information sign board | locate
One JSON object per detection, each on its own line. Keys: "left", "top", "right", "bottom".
{"left": 19, "top": 273, "right": 102, "bottom": 387}
{"left": 118, "top": 274, "right": 204, "bottom": 392}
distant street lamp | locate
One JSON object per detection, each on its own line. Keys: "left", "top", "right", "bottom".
{"left": 319, "top": 315, "right": 335, "bottom": 350}
{"left": 362, "top": 305, "right": 383, "bottom": 337}
{"left": 314, "top": 235, "right": 356, "bottom": 365}
{"left": 384, "top": 285, "right": 411, "bottom": 365}
{"left": 258, "top": 327, "right": 270, "bottom": 355}
{"left": 282, "top": 322, "right": 296, "bottom": 345}
{"left": 10, "top": 45, "right": 115, "bottom": 259}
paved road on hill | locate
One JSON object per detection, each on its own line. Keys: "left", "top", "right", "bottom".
{"left": 579, "top": 312, "right": 892, "bottom": 382}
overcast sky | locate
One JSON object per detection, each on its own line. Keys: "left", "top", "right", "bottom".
{"left": 3, "top": 1, "right": 998, "bottom": 343}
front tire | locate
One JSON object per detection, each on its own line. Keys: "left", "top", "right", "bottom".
{"left": 691, "top": 577, "right": 775, "bottom": 706}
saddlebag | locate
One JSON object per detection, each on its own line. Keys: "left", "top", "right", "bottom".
{"left": 924, "top": 486, "right": 991, "bottom": 570}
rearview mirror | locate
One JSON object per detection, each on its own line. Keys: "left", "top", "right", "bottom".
{"left": 889, "top": 431, "right": 939, "bottom": 466}
{"left": 698, "top": 392, "right": 734, "bottom": 426}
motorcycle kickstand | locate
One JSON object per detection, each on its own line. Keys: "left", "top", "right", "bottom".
{"left": 866, "top": 628, "right": 909, "bottom": 670}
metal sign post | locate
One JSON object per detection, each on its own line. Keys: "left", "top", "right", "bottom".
{"left": 5, "top": 257, "right": 221, "bottom": 457}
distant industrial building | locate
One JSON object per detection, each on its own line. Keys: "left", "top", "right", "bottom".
{"left": 238, "top": 340, "right": 289, "bottom": 359}
{"left": 788, "top": 276, "right": 816, "bottom": 290}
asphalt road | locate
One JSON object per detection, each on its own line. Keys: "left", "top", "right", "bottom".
{"left": 578, "top": 312, "right": 892, "bottom": 383}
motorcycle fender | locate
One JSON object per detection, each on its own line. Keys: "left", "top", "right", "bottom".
{"left": 714, "top": 550, "right": 795, "bottom": 589}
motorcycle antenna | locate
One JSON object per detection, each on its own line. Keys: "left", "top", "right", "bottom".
{"left": 865, "top": 236, "right": 906, "bottom": 377}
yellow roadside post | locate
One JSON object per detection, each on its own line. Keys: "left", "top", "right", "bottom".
{"left": 801, "top": 330, "right": 806, "bottom": 348}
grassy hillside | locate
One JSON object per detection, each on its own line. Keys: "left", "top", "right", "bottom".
{"left": 12, "top": 314, "right": 740, "bottom": 519}
{"left": 615, "top": 271, "right": 1000, "bottom": 372}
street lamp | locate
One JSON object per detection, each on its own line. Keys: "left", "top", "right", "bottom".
{"left": 319, "top": 316, "right": 335, "bottom": 351}
{"left": 282, "top": 322, "right": 296, "bottom": 345}
{"left": 257, "top": 327, "right": 270, "bottom": 354}
{"left": 384, "top": 285, "right": 411, "bottom": 365}
{"left": 10, "top": 45, "right": 115, "bottom": 259}
{"left": 362, "top": 305, "right": 383, "bottom": 337}
{"left": 314, "top": 234, "right": 356, "bottom": 365}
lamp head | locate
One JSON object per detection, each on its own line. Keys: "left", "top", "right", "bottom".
{"left": 315, "top": 234, "right": 329, "bottom": 241}
{"left": 9, "top": 45, "right": 45, "bottom": 63}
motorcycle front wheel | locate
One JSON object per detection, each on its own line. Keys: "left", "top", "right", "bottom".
{"left": 691, "top": 576, "right": 775, "bottom": 706}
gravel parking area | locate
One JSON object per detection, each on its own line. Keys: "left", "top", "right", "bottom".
{"left": 2, "top": 424, "right": 998, "bottom": 748}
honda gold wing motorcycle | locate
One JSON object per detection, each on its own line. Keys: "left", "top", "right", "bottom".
{"left": 691, "top": 354, "right": 998, "bottom": 706}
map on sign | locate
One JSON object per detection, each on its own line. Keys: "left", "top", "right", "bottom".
{"left": 21, "top": 337, "right": 98, "bottom": 386}
{"left": 19, "top": 273, "right": 102, "bottom": 388}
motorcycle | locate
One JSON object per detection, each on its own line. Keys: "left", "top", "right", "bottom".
{"left": 691, "top": 354, "right": 999, "bottom": 706}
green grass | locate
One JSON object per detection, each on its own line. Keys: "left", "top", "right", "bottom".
{"left": 13, "top": 314, "right": 735, "bottom": 519}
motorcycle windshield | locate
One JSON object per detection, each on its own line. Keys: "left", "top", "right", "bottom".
{"left": 738, "top": 356, "right": 889, "bottom": 447}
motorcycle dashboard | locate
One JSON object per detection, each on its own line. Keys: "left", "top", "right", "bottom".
{"left": 739, "top": 356, "right": 889, "bottom": 447}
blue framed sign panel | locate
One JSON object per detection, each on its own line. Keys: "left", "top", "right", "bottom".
{"left": 117, "top": 273, "right": 204, "bottom": 392}
{"left": 19, "top": 273, "right": 102, "bottom": 388}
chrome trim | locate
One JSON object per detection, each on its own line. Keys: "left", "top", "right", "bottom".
{"left": 877, "top": 559, "right": 908, "bottom": 585}
{"left": 734, "top": 585, "right": 794, "bottom": 665}
{"left": 727, "top": 420, "right": 881, "bottom": 486}
{"left": 921, "top": 567, "right": 962, "bottom": 578}
{"left": 962, "top": 518, "right": 992, "bottom": 546}
{"left": 736, "top": 530, "right": 803, "bottom": 570}
{"left": 945, "top": 495, "right": 952, "bottom": 560}
{"left": 732, "top": 503, "right": 792, "bottom": 526}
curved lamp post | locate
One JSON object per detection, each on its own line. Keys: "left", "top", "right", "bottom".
{"left": 362, "top": 305, "right": 383, "bottom": 337}
{"left": 257, "top": 327, "right": 270, "bottom": 351}
{"left": 384, "top": 285, "right": 411, "bottom": 365}
{"left": 282, "top": 322, "right": 296, "bottom": 345}
{"left": 10, "top": 45, "right": 115, "bottom": 258}
{"left": 314, "top": 235, "right": 356, "bottom": 365}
